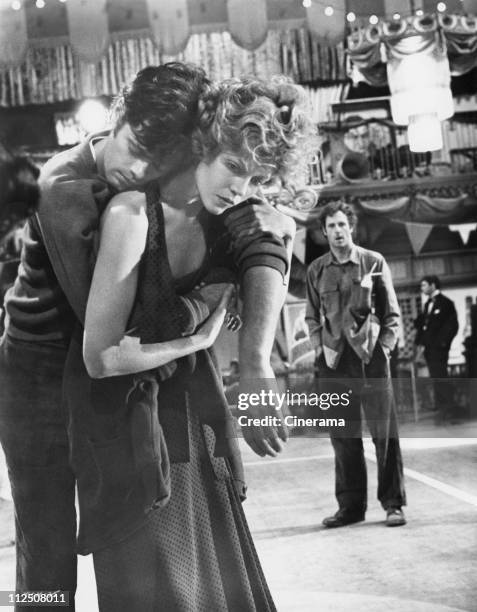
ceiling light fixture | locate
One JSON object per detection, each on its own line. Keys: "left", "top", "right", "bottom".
{"left": 76, "top": 100, "right": 109, "bottom": 134}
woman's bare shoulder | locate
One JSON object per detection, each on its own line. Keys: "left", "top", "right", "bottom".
{"left": 106, "top": 190, "right": 147, "bottom": 217}
{"left": 100, "top": 191, "right": 148, "bottom": 236}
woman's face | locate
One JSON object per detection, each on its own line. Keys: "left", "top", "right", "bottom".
{"left": 194, "top": 151, "right": 273, "bottom": 215}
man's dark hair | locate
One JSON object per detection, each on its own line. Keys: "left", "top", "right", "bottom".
{"left": 0, "top": 156, "right": 40, "bottom": 240}
{"left": 111, "top": 62, "right": 212, "bottom": 162}
{"left": 318, "top": 201, "right": 357, "bottom": 231}
{"left": 421, "top": 275, "right": 441, "bottom": 289}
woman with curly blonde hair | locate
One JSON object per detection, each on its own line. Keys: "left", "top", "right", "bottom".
{"left": 66, "top": 68, "right": 313, "bottom": 611}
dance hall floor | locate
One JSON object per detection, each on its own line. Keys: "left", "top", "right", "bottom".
{"left": 0, "top": 419, "right": 476, "bottom": 611}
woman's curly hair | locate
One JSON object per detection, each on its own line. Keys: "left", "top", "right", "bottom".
{"left": 192, "top": 75, "right": 315, "bottom": 185}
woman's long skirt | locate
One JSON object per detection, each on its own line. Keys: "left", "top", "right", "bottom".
{"left": 93, "top": 409, "right": 276, "bottom": 612}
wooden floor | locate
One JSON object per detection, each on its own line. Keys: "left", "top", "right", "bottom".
{"left": 0, "top": 419, "right": 476, "bottom": 612}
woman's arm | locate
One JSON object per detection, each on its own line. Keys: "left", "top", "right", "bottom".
{"left": 83, "top": 192, "right": 230, "bottom": 379}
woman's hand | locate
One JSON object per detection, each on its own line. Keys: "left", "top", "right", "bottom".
{"left": 196, "top": 284, "right": 235, "bottom": 349}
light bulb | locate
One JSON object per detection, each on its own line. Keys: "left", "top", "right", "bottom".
{"left": 437, "top": 2, "right": 446, "bottom": 11}
{"left": 408, "top": 113, "right": 443, "bottom": 152}
{"left": 369, "top": 14, "right": 378, "bottom": 25}
{"left": 76, "top": 100, "right": 109, "bottom": 134}
{"left": 36, "top": 0, "right": 45, "bottom": 7}
{"left": 347, "top": 12, "right": 356, "bottom": 22}
{"left": 324, "top": 5, "right": 334, "bottom": 16}
{"left": 302, "top": 0, "right": 312, "bottom": 7}
{"left": 11, "top": 0, "right": 21, "bottom": 9}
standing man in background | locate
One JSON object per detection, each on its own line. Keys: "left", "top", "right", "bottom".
{"left": 305, "top": 201, "right": 406, "bottom": 528}
{"left": 414, "top": 275, "right": 459, "bottom": 423}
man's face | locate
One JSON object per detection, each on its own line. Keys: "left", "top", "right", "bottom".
{"left": 420, "top": 280, "right": 434, "bottom": 296}
{"left": 194, "top": 151, "right": 272, "bottom": 215}
{"left": 344, "top": 125, "right": 370, "bottom": 155}
{"left": 102, "top": 123, "right": 162, "bottom": 190}
{"left": 323, "top": 211, "right": 354, "bottom": 250}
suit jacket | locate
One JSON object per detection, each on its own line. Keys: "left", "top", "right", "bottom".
{"left": 415, "top": 293, "right": 458, "bottom": 351}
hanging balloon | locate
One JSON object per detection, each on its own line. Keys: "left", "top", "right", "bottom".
{"left": 227, "top": 0, "right": 268, "bottom": 51}
{"left": 146, "top": 0, "right": 190, "bottom": 55}
{"left": 0, "top": 0, "right": 28, "bottom": 69}
{"left": 306, "top": 0, "right": 346, "bottom": 46}
{"left": 65, "top": 0, "right": 109, "bottom": 63}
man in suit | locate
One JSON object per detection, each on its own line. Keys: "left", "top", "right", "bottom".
{"left": 415, "top": 275, "right": 459, "bottom": 422}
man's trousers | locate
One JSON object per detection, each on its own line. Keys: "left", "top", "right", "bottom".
{"left": 0, "top": 334, "right": 76, "bottom": 611}
{"left": 316, "top": 342, "right": 406, "bottom": 513}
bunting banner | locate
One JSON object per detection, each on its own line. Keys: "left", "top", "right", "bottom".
{"left": 65, "top": 0, "right": 109, "bottom": 63}
{"left": 227, "top": 0, "right": 268, "bottom": 51}
{"left": 0, "top": 0, "right": 28, "bottom": 69}
{"left": 306, "top": 0, "right": 345, "bottom": 46}
{"left": 405, "top": 222, "right": 433, "bottom": 255}
{"left": 146, "top": 0, "right": 190, "bottom": 55}
{"left": 448, "top": 223, "right": 476, "bottom": 244}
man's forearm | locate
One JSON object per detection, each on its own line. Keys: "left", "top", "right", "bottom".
{"left": 239, "top": 266, "right": 287, "bottom": 375}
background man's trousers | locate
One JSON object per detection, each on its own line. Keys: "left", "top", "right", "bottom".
{"left": 316, "top": 342, "right": 406, "bottom": 513}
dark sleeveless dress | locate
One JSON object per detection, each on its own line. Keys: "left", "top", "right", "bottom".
{"left": 75, "top": 192, "right": 276, "bottom": 611}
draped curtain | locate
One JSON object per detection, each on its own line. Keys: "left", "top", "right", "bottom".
{"left": 348, "top": 12, "right": 477, "bottom": 86}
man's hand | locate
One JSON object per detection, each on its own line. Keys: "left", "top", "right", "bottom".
{"left": 195, "top": 285, "right": 234, "bottom": 349}
{"left": 238, "top": 375, "right": 289, "bottom": 457}
{"left": 224, "top": 198, "right": 296, "bottom": 249}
